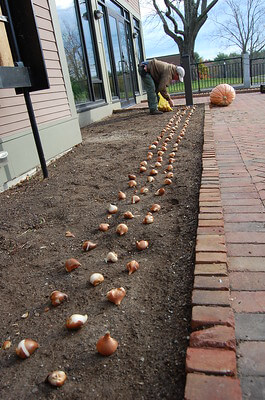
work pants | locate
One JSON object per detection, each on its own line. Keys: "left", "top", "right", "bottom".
{"left": 138, "top": 65, "right": 158, "bottom": 112}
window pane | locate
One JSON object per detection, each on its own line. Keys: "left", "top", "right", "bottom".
{"left": 109, "top": 16, "right": 126, "bottom": 99}
{"left": 125, "top": 21, "right": 138, "bottom": 93}
{"left": 119, "top": 21, "right": 134, "bottom": 98}
{"left": 133, "top": 18, "right": 139, "bottom": 28}
{"left": 78, "top": 0, "right": 98, "bottom": 79}
{"left": 98, "top": 5, "right": 117, "bottom": 97}
{"left": 93, "top": 83, "right": 104, "bottom": 100}
{"left": 55, "top": 0, "right": 91, "bottom": 104}
{"left": 135, "top": 29, "right": 144, "bottom": 64}
{"left": 105, "top": 0, "right": 122, "bottom": 15}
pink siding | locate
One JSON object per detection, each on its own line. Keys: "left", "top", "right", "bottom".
{"left": 125, "top": 0, "right": 140, "bottom": 14}
{"left": 0, "top": 0, "right": 71, "bottom": 139}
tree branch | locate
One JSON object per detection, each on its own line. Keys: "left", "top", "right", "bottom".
{"left": 198, "top": 0, "right": 219, "bottom": 22}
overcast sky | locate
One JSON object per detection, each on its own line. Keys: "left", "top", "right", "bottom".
{"left": 139, "top": 1, "right": 237, "bottom": 61}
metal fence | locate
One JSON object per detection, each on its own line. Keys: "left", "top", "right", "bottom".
{"left": 250, "top": 58, "right": 265, "bottom": 86}
{"left": 168, "top": 56, "right": 265, "bottom": 94}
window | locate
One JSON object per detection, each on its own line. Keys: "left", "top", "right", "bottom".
{"left": 98, "top": 4, "right": 118, "bottom": 98}
{"left": 125, "top": 20, "right": 139, "bottom": 93}
{"left": 55, "top": 0, "right": 105, "bottom": 108}
{"left": 133, "top": 18, "right": 144, "bottom": 64}
{"left": 105, "top": 0, "right": 123, "bottom": 16}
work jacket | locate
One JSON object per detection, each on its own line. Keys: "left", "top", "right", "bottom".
{"left": 146, "top": 59, "right": 176, "bottom": 101}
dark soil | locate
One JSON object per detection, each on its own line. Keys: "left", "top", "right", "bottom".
{"left": 0, "top": 105, "right": 204, "bottom": 400}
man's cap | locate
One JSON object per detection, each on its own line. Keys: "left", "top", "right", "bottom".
{"left": 176, "top": 66, "right": 185, "bottom": 82}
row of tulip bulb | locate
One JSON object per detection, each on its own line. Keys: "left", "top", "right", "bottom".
{"left": 8, "top": 105, "right": 196, "bottom": 387}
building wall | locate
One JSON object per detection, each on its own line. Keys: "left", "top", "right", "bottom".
{"left": 0, "top": 0, "right": 146, "bottom": 191}
{"left": 126, "top": 0, "right": 140, "bottom": 14}
{"left": 147, "top": 54, "right": 181, "bottom": 65}
{"left": 0, "top": 0, "right": 82, "bottom": 191}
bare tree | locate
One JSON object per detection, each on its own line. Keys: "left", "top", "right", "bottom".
{"left": 142, "top": 0, "right": 219, "bottom": 62}
{"left": 212, "top": 0, "right": 265, "bottom": 55}
{"left": 62, "top": 21, "right": 86, "bottom": 82}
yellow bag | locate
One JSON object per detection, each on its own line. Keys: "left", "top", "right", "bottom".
{"left": 158, "top": 92, "right": 173, "bottom": 112}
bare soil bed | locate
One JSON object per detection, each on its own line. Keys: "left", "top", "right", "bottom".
{"left": 0, "top": 105, "right": 204, "bottom": 400}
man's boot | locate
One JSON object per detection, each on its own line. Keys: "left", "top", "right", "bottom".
{"left": 150, "top": 110, "right": 163, "bottom": 115}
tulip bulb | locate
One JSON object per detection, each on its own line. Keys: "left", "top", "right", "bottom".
{"left": 140, "top": 187, "right": 148, "bottom": 194}
{"left": 82, "top": 240, "right": 97, "bottom": 252}
{"left": 166, "top": 172, "right": 174, "bottom": 178}
{"left": 107, "top": 287, "right": 126, "bottom": 305}
{"left": 166, "top": 165, "right": 173, "bottom": 171}
{"left": 157, "top": 156, "right": 163, "bottom": 162}
{"left": 128, "top": 174, "right": 136, "bottom": 180}
{"left": 140, "top": 166, "right": 147, "bottom": 173}
{"left": 2, "top": 340, "right": 11, "bottom": 350}
{"left": 99, "top": 223, "right": 110, "bottom": 232}
{"left": 164, "top": 178, "right": 172, "bottom": 185}
{"left": 96, "top": 332, "right": 118, "bottom": 356}
{"left": 66, "top": 314, "right": 88, "bottom": 330}
{"left": 157, "top": 151, "right": 164, "bottom": 156}
{"left": 126, "top": 260, "right": 139, "bottom": 275}
{"left": 136, "top": 240, "right": 149, "bottom": 250}
{"left": 169, "top": 152, "right": 176, "bottom": 157}
{"left": 116, "top": 223, "right": 128, "bottom": 235}
{"left": 150, "top": 203, "right": 161, "bottom": 212}
{"left": 147, "top": 154, "right": 153, "bottom": 160}
{"left": 46, "top": 371, "right": 67, "bottom": 387}
{"left": 105, "top": 251, "right": 118, "bottom": 263}
{"left": 16, "top": 339, "right": 39, "bottom": 359}
{"left": 155, "top": 188, "right": 165, "bottom": 196}
{"left": 90, "top": 273, "right": 104, "bottom": 286}
{"left": 128, "top": 180, "right": 137, "bottom": 188}
{"left": 108, "top": 204, "right": 118, "bottom": 214}
{"left": 146, "top": 177, "right": 154, "bottom": 184}
{"left": 143, "top": 214, "right": 154, "bottom": 224}
{"left": 131, "top": 195, "right": 140, "bottom": 204}
{"left": 150, "top": 169, "right": 158, "bottom": 176}
{"left": 169, "top": 158, "right": 175, "bottom": 164}
{"left": 118, "top": 191, "right": 126, "bottom": 200}
{"left": 65, "top": 258, "right": 81, "bottom": 272}
{"left": 65, "top": 231, "right": 75, "bottom": 237}
{"left": 124, "top": 211, "right": 134, "bottom": 219}
{"left": 155, "top": 162, "right": 161, "bottom": 168}
{"left": 50, "top": 290, "right": 68, "bottom": 306}
{"left": 140, "top": 161, "right": 147, "bottom": 166}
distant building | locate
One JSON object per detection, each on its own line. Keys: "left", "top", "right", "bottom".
{"left": 0, "top": 0, "right": 146, "bottom": 191}
{"left": 147, "top": 54, "right": 181, "bottom": 65}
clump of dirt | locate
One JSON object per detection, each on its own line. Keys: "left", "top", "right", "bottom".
{"left": 0, "top": 105, "right": 204, "bottom": 400}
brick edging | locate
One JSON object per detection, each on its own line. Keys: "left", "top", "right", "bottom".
{"left": 184, "top": 105, "right": 242, "bottom": 400}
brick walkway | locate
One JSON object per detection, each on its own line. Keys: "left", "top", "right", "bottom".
{"left": 130, "top": 91, "right": 265, "bottom": 399}
{"left": 182, "top": 92, "right": 265, "bottom": 400}
{"left": 212, "top": 92, "right": 265, "bottom": 400}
